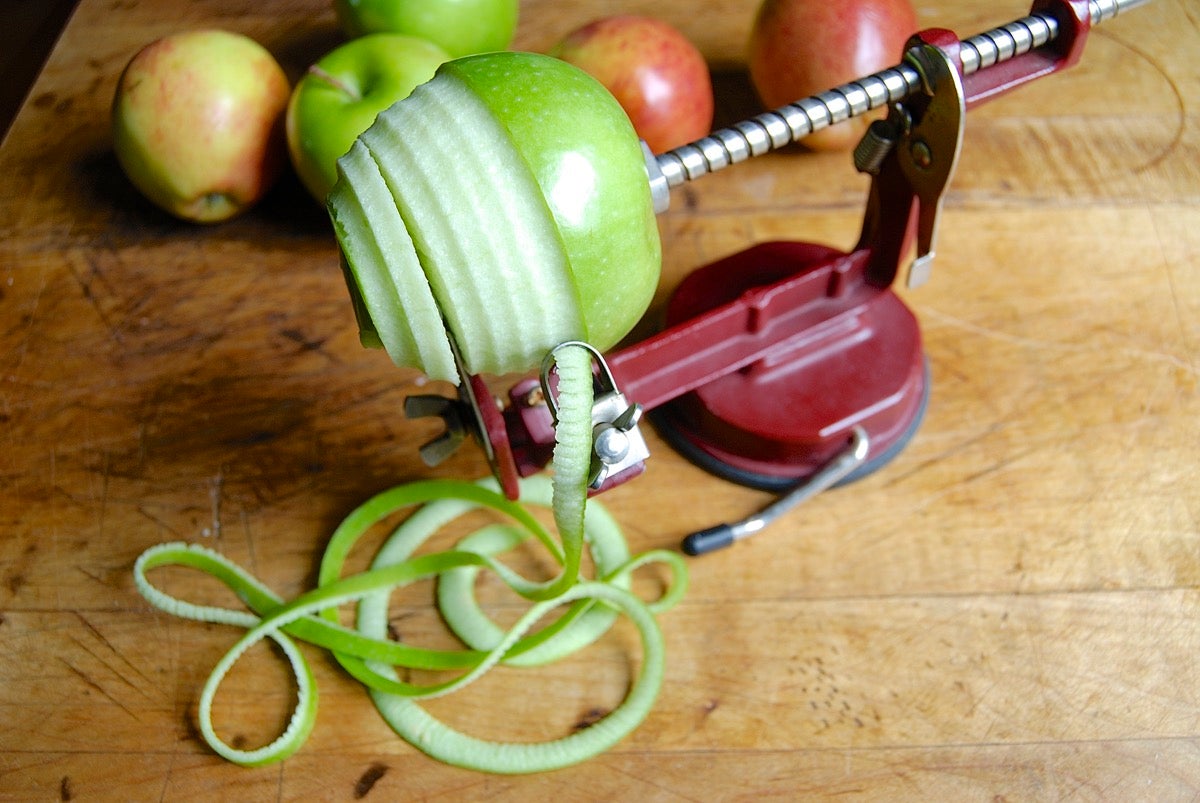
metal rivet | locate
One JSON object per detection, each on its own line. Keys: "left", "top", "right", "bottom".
{"left": 911, "top": 140, "right": 933, "bottom": 169}
{"left": 594, "top": 426, "right": 631, "bottom": 464}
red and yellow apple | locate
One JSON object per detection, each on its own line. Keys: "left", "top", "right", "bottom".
{"left": 334, "top": 0, "right": 519, "bottom": 59}
{"left": 748, "top": 0, "right": 917, "bottom": 151}
{"left": 549, "top": 16, "right": 713, "bottom": 154}
{"left": 286, "top": 33, "right": 448, "bottom": 202}
{"left": 111, "top": 29, "right": 290, "bottom": 222}
{"left": 328, "top": 52, "right": 662, "bottom": 381}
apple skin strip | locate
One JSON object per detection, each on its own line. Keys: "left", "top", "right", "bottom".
{"left": 133, "top": 478, "right": 685, "bottom": 771}
{"left": 132, "top": 352, "right": 686, "bottom": 772}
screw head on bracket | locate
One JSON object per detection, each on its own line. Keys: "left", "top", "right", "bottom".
{"left": 909, "top": 139, "right": 933, "bottom": 169}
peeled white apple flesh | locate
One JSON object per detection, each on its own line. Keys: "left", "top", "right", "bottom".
{"left": 358, "top": 75, "right": 581, "bottom": 377}
{"left": 329, "top": 141, "right": 457, "bottom": 381}
{"left": 327, "top": 52, "right": 661, "bottom": 383}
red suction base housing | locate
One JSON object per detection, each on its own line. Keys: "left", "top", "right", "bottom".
{"left": 651, "top": 241, "right": 929, "bottom": 491}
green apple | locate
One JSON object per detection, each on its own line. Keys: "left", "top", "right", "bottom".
{"left": 286, "top": 33, "right": 448, "bottom": 202}
{"left": 334, "top": 0, "right": 519, "bottom": 59}
{"left": 327, "top": 52, "right": 661, "bottom": 381}
{"left": 111, "top": 29, "right": 290, "bottom": 222}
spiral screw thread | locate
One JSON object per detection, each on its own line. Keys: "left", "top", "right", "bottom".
{"left": 648, "top": 0, "right": 1147, "bottom": 203}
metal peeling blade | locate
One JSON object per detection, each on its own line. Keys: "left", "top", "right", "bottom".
{"left": 405, "top": 394, "right": 468, "bottom": 466}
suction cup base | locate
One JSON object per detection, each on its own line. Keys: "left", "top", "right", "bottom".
{"left": 653, "top": 359, "right": 929, "bottom": 491}
{"left": 650, "top": 241, "right": 929, "bottom": 491}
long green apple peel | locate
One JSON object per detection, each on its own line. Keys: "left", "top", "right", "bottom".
{"left": 132, "top": 341, "right": 683, "bottom": 771}
{"left": 134, "top": 470, "right": 688, "bottom": 771}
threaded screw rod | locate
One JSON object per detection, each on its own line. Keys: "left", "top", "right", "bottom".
{"left": 647, "top": 0, "right": 1149, "bottom": 205}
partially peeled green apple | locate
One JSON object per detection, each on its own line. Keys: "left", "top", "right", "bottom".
{"left": 328, "top": 52, "right": 661, "bottom": 382}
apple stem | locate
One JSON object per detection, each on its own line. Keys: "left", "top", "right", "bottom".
{"left": 308, "top": 64, "right": 361, "bottom": 101}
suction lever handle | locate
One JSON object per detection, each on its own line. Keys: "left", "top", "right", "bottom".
{"left": 681, "top": 428, "right": 870, "bottom": 556}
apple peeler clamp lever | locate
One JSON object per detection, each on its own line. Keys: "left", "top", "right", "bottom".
{"left": 406, "top": 0, "right": 1152, "bottom": 555}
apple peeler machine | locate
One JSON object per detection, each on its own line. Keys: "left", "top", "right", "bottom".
{"left": 406, "top": 0, "right": 1151, "bottom": 554}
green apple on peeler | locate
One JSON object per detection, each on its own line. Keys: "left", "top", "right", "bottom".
{"left": 327, "top": 52, "right": 662, "bottom": 381}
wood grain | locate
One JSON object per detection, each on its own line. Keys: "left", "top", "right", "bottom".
{"left": 1, "top": 0, "right": 1197, "bottom": 799}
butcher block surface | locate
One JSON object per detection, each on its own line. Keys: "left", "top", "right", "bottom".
{"left": 1, "top": 0, "right": 1198, "bottom": 799}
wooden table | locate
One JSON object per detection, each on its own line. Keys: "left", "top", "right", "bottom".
{"left": 2, "top": 0, "right": 1197, "bottom": 798}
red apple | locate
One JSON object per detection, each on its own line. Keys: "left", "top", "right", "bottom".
{"left": 111, "top": 30, "right": 290, "bottom": 222}
{"left": 549, "top": 15, "right": 713, "bottom": 155}
{"left": 748, "top": 0, "right": 917, "bottom": 151}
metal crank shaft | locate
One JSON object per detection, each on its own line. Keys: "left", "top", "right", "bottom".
{"left": 647, "top": 0, "right": 1150, "bottom": 208}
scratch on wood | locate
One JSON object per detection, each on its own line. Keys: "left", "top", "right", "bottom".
{"left": 203, "top": 469, "right": 223, "bottom": 538}
{"left": 919, "top": 306, "right": 1198, "bottom": 376}
{"left": 240, "top": 508, "right": 259, "bottom": 577}
{"left": 136, "top": 422, "right": 148, "bottom": 470}
{"left": 67, "top": 252, "right": 124, "bottom": 345}
{"left": 72, "top": 611, "right": 157, "bottom": 695}
{"left": 75, "top": 566, "right": 107, "bottom": 586}
{"left": 880, "top": 421, "right": 1007, "bottom": 489}
{"left": 135, "top": 505, "right": 183, "bottom": 539}
{"left": 59, "top": 657, "right": 142, "bottom": 721}
{"left": 280, "top": 327, "right": 332, "bottom": 358}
